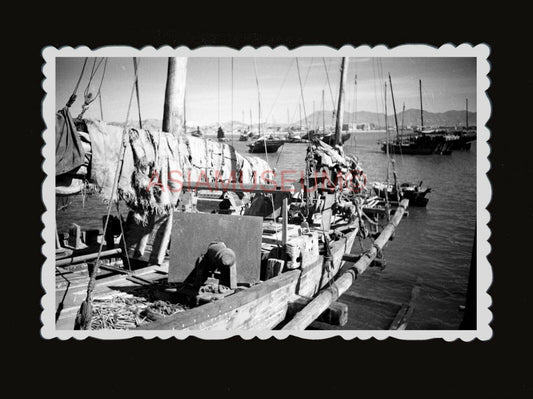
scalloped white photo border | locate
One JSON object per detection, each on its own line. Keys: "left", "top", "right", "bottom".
{"left": 41, "top": 44, "right": 492, "bottom": 340}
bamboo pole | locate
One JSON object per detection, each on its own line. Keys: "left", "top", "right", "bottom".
{"left": 162, "top": 57, "right": 188, "bottom": 135}
{"left": 282, "top": 197, "right": 288, "bottom": 246}
{"left": 281, "top": 199, "right": 409, "bottom": 330}
{"left": 56, "top": 248, "right": 123, "bottom": 267}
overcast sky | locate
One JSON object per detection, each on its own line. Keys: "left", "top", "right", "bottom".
{"left": 56, "top": 57, "right": 476, "bottom": 126}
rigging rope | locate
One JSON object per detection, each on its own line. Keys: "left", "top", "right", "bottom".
{"left": 66, "top": 57, "right": 88, "bottom": 107}
{"left": 98, "top": 91, "right": 104, "bottom": 121}
{"left": 295, "top": 58, "right": 309, "bottom": 132}
{"left": 287, "top": 58, "right": 313, "bottom": 127}
{"left": 77, "top": 57, "right": 108, "bottom": 120}
{"left": 252, "top": 58, "right": 268, "bottom": 164}
{"left": 352, "top": 73, "right": 358, "bottom": 150}
{"left": 322, "top": 58, "right": 336, "bottom": 110}
{"left": 116, "top": 201, "right": 132, "bottom": 273}
{"left": 263, "top": 58, "right": 294, "bottom": 125}
{"left": 76, "top": 57, "right": 139, "bottom": 330}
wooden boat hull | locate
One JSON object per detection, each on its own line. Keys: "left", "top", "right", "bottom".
{"left": 248, "top": 141, "right": 285, "bottom": 153}
{"left": 141, "top": 228, "right": 358, "bottom": 330}
{"left": 373, "top": 185, "right": 430, "bottom": 207}
{"left": 381, "top": 140, "right": 455, "bottom": 155}
{"left": 450, "top": 135, "right": 475, "bottom": 150}
{"left": 320, "top": 133, "right": 351, "bottom": 146}
{"left": 55, "top": 223, "right": 358, "bottom": 331}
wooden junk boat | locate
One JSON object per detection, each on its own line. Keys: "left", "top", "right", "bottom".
{"left": 55, "top": 57, "right": 409, "bottom": 331}
{"left": 372, "top": 181, "right": 431, "bottom": 207}
{"left": 248, "top": 136, "right": 285, "bottom": 153}
{"left": 379, "top": 79, "right": 458, "bottom": 156}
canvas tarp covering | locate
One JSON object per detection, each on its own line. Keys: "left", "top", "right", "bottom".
{"left": 56, "top": 107, "right": 86, "bottom": 176}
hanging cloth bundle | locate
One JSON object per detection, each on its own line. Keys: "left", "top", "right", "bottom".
{"left": 56, "top": 58, "right": 89, "bottom": 176}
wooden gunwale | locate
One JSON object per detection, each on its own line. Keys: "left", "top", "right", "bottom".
{"left": 139, "top": 226, "right": 359, "bottom": 330}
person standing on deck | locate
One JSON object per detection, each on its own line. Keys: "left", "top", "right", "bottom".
{"left": 217, "top": 126, "right": 225, "bottom": 141}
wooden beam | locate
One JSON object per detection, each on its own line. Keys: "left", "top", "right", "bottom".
{"left": 156, "top": 212, "right": 173, "bottom": 265}
{"left": 282, "top": 197, "right": 288, "bottom": 245}
{"left": 389, "top": 285, "right": 420, "bottom": 330}
{"left": 55, "top": 248, "right": 122, "bottom": 267}
{"left": 162, "top": 57, "right": 188, "bottom": 135}
{"left": 181, "top": 181, "right": 293, "bottom": 195}
{"left": 139, "top": 270, "right": 301, "bottom": 330}
{"left": 342, "top": 253, "right": 361, "bottom": 263}
{"left": 281, "top": 199, "right": 409, "bottom": 330}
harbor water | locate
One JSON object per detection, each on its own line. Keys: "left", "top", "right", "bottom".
{"left": 56, "top": 132, "right": 476, "bottom": 330}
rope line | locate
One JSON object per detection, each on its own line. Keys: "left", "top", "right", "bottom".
{"left": 263, "top": 59, "right": 294, "bottom": 125}
{"left": 66, "top": 57, "right": 88, "bottom": 107}
{"left": 295, "top": 58, "right": 309, "bottom": 132}
{"left": 82, "top": 57, "right": 138, "bottom": 316}
{"left": 77, "top": 57, "right": 108, "bottom": 119}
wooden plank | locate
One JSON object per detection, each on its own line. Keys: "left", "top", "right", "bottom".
{"left": 139, "top": 269, "right": 301, "bottom": 330}
{"left": 168, "top": 212, "right": 263, "bottom": 285}
{"left": 264, "top": 258, "right": 284, "bottom": 280}
{"left": 56, "top": 248, "right": 122, "bottom": 267}
{"left": 389, "top": 285, "right": 421, "bottom": 330}
{"left": 191, "top": 279, "right": 297, "bottom": 330}
{"left": 182, "top": 182, "right": 293, "bottom": 195}
{"left": 287, "top": 296, "right": 348, "bottom": 326}
{"left": 56, "top": 268, "right": 169, "bottom": 330}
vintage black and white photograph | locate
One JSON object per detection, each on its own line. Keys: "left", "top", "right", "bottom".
{"left": 43, "top": 45, "right": 490, "bottom": 338}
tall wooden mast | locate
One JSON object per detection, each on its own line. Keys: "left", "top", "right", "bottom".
{"left": 389, "top": 73, "right": 401, "bottom": 141}
{"left": 384, "top": 82, "right": 390, "bottom": 185}
{"left": 401, "top": 102, "right": 405, "bottom": 135}
{"left": 322, "top": 89, "right": 325, "bottom": 133}
{"left": 299, "top": 103, "right": 302, "bottom": 131}
{"left": 466, "top": 98, "right": 469, "bottom": 129}
{"left": 162, "top": 57, "right": 188, "bottom": 135}
{"left": 419, "top": 79, "right": 424, "bottom": 129}
{"left": 334, "top": 57, "right": 348, "bottom": 146}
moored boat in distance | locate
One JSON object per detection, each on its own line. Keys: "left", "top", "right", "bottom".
{"left": 373, "top": 181, "right": 431, "bottom": 207}
{"left": 286, "top": 130, "right": 309, "bottom": 143}
{"left": 321, "top": 132, "right": 351, "bottom": 146}
{"left": 248, "top": 136, "right": 285, "bottom": 153}
{"left": 380, "top": 129, "right": 458, "bottom": 155}
{"left": 450, "top": 127, "right": 476, "bottom": 150}
{"left": 379, "top": 79, "right": 460, "bottom": 155}
{"left": 239, "top": 130, "right": 251, "bottom": 141}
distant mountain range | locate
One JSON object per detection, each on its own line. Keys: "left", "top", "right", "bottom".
{"left": 299, "top": 109, "right": 476, "bottom": 129}
{"left": 110, "top": 108, "right": 475, "bottom": 132}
